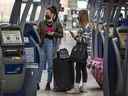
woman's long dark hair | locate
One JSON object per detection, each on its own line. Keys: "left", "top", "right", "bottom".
{"left": 47, "top": 6, "right": 58, "bottom": 21}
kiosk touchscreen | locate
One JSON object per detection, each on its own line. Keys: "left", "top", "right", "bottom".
{"left": 1, "top": 30, "right": 22, "bottom": 45}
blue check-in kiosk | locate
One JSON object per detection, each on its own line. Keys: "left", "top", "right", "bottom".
{"left": 0, "top": 25, "right": 24, "bottom": 96}
{"left": 23, "top": 23, "right": 41, "bottom": 96}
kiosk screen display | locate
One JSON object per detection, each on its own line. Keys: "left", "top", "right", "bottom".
{"left": 1, "top": 30, "right": 22, "bottom": 44}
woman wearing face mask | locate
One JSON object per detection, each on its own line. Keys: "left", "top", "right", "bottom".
{"left": 38, "top": 6, "right": 63, "bottom": 90}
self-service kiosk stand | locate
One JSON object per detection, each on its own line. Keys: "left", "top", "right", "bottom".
{"left": 0, "top": 25, "right": 24, "bottom": 96}
{"left": 0, "top": 24, "right": 41, "bottom": 96}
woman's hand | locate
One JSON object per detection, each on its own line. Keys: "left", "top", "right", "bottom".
{"left": 69, "top": 31, "right": 73, "bottom": 35}
{"left": 69, "top": 31, "right": 76, "bottom": 39}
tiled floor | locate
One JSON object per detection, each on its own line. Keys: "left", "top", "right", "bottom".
{"left": 37, "top": 31, "right": 103, "bottom": 96}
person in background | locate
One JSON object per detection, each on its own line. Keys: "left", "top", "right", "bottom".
{"left": 38, "top": 6, "right": 63, "bottom": 90}
{"left": 67, "top": 9, "right": 92, "bottom": 94}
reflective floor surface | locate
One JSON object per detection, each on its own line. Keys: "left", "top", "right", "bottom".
{"left": 37, "top": 31, "right": 103, "bottom": 96}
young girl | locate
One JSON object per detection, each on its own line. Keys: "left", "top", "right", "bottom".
{"left": 67, "top": 9, "right": 92, "bottom": 94}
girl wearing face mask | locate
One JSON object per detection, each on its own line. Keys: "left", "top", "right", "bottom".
{"left": 67, "top": 9, "right": 92, "bottom": 94}
{"left": 38, "top": 6, "right": 63, "bottom": 90}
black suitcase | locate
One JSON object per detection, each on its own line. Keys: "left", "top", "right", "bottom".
{"left": 53, "top": 49, "right": 74, "bottom": 91}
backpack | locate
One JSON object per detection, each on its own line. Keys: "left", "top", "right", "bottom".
{"left": 70, "top": 37, "right": 88, "bottom": 62}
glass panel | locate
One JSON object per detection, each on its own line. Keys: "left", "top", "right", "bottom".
{"left": 22, "top": 0, "right": 29, "bottom": 2}
{"left": 35, "top": 6, "right": 41, "bottom": 21}
{"left": 33, "top": 0, "right": 41, "bottom": 2}
{"left": 20, "top": 3, "right": 26, "bottom": 21}
{"left": 121, "top": 10, "right": 125, "bottom": 18}
{"left": 26, "top": 4, "right": 33, "bottom": 22}
{"left": 0, "top": 0, "right": 15, "bottom": 23}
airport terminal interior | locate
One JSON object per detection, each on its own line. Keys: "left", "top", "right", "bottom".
{"left": 0, "top": 0, "right": 128, "bottom": 96}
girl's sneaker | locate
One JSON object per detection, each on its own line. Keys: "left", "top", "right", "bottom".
{"left": 66, "top": 87, "right": 80, "bottom": 94}
{"left": 79, "top": 85, "right": 88, "bottom": 93}
{"left": 45, "top": 82, "right": 51, "bottom": 91}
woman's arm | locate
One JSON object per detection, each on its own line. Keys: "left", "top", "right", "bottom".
{"left": 54, "top": 21, "right": 63, "bottom": 38}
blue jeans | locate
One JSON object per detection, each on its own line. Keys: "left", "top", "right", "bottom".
{"left": 40, "top": 38, "right": 54, "bottom": 82}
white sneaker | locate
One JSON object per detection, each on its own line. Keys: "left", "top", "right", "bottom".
{"left": 66, "top": 87, "right": 80, "bottom": 94}
{"left": 80, "top": 86, "right": 87, "bottom": 93}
